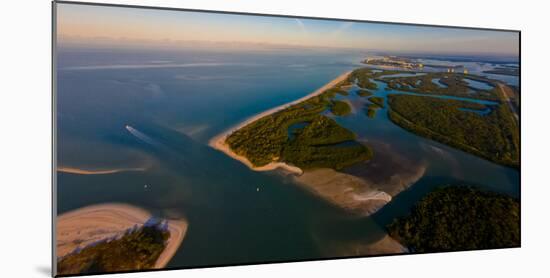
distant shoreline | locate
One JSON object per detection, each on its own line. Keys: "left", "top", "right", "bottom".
{"left": 208, "top": 70, "right": 352, "bottom": 174}
{"left": 56, "top": 203, "right": 188, "bottom": 269}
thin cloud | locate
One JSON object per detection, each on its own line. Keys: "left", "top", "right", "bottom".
{"left": 295, "top": 19, "right": 307, "bottom": 35}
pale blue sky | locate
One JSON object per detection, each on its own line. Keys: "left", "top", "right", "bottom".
{"left": 57, "top": 3, "right": 519, "bottom": 56}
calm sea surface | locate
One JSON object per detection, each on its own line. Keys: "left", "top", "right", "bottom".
{"left": 56, "top": 47, "right": 519, "bottom": 267}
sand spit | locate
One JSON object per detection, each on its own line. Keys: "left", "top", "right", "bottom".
{"left": 154, "top": 219, "right": 188, "bottom": 268}
{"left": 208, "top": 71, "right": 352, "bottom": 174}
{"left": 294, "top": 168, "right": 392, "bottom": 216}
{"left": 57, "top": 167, "right": 147, "bottom": 175}
{"left": 56, "top": 203, "right": 188, "bottom": 269}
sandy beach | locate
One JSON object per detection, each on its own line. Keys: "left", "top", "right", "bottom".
{"left": 56, "top": 203, "right": 188, "bottom": 269}
{"left": 154, "top": 219, "right": 188, "bottom": 268}
{"left": 208, "top": 70, "right": 352, "bottom": 174}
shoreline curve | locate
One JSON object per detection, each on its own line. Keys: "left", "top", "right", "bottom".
{"left": 208, "top": 70, "right": 352, "bottom": 174}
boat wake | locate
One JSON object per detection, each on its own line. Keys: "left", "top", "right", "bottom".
{"left": 125, "top": 125, "right": 158, "bottom": 146}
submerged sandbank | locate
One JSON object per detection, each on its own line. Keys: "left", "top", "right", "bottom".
{"left": 294, "top": 168, "right": 392, "bottom": 216}
{"left": 56, "top": 203, "right": 188, "bottom": 269}
{"left": 208, "top": 71, "right": 352, "bottom": 174}
{"left": 293, "top": 142, "right": 426, "bottom": 216}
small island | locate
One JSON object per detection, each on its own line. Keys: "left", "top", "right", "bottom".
{"left": 368, "top": 96, "right": 385, "bottom": 108}
{"left": 357, "top": 89, "right": 373, "bottom": 97}
{"left": 365, "top": 104, "right": 380, "bottom": 118}
{"left": 56, "top": 204, "right": 188, "bottom": 276}
{"left": 330, "top": 100, "right": 352, "bottom": 116}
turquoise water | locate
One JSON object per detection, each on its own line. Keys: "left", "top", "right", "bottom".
{"left": 56, "top": 47, "right": 519, "bottom": 268}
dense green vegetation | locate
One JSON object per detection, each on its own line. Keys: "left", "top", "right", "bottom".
{"left": 226, "top": 77, "right": 373, "bottom": 169}
{"left": 226, "top": 95, "right": 326, "bottom": 167}
{"left": 387, "top": 94, "right": 519, "bottom": 167}
{"left": 290, "top": 115, "right": 355, "bottom": 145}
{"left": 368, "top": 96, "right": 385, "bottom": 108}
{"left": 57, "top": 223, "right": 170, "bottom": 275}
{"left": 357, "top": 89, "right": 373, "bottom": 97}
{"left": 331, "top": 100, "right": 352, "bottom": 116}
{"left": 387, "top": 186, "right": 520, "bottom": 252}
{"left": 283, "top": 115, "right": 372, "bottom": 169}
{"left": 379, "top": 72, "right": 499, "bottom": 101}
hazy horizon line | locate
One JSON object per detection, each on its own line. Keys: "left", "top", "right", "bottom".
{"left": 57, "top": 36, "right": 519, "bottom": 59}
